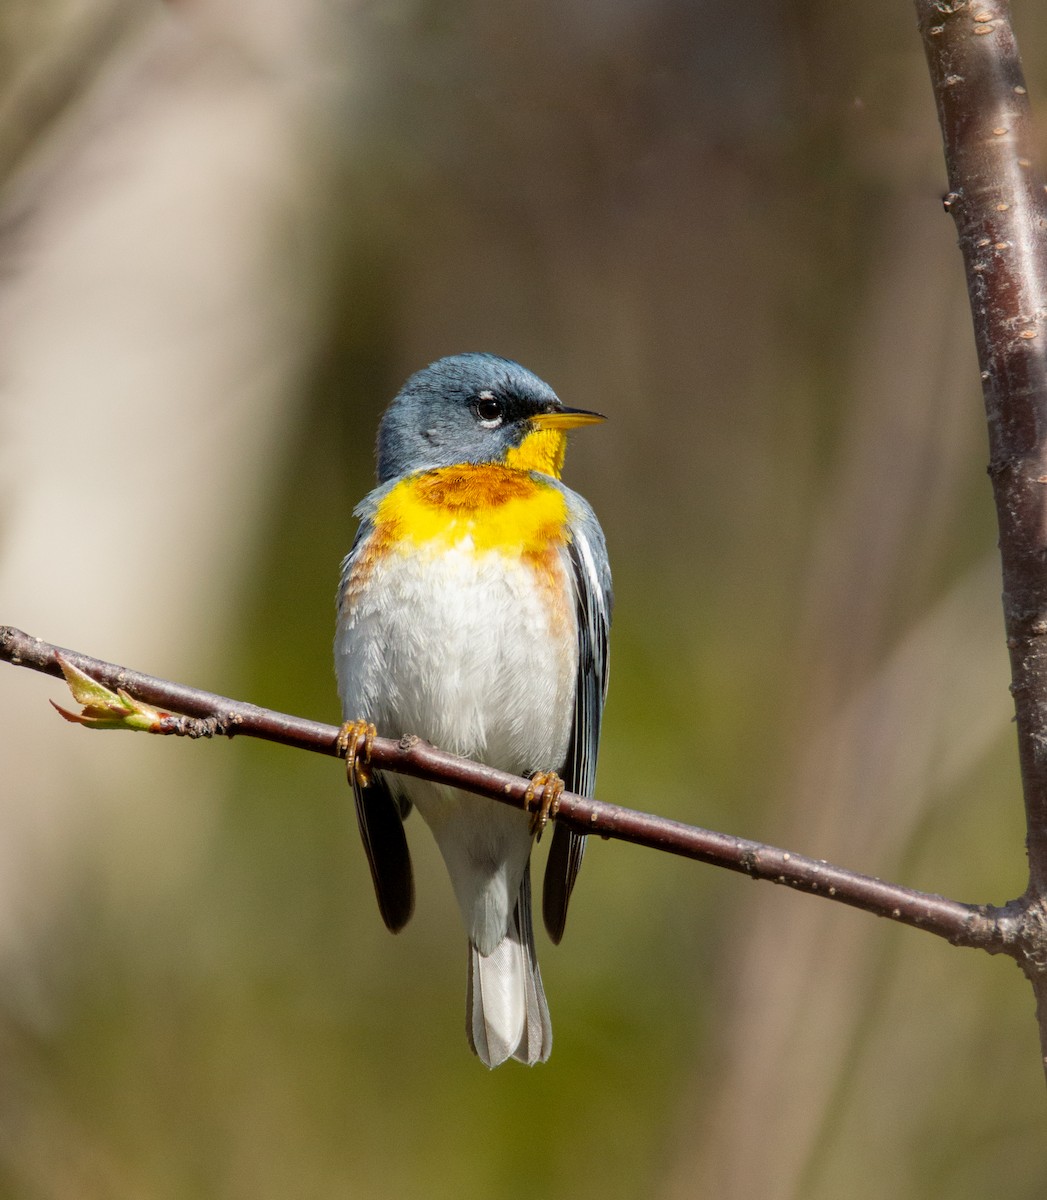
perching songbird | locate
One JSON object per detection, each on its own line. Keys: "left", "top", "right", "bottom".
{"left": 334, "top": 353, "right": 611, "bottom": 1067}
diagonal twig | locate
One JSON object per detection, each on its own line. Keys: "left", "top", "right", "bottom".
{"left": 0, "top": 623, "right": 1018, "bottom": 955}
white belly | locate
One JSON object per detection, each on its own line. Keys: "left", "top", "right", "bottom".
{"left": 335, "top": 541, "right": 577, "bottom": 951}
{"left": 336, "top": 541, "right": 577, "bottom": 773}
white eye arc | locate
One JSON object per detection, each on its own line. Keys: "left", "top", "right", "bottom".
{"left": 473, "top": 391, "right": 504, "bottom": 427}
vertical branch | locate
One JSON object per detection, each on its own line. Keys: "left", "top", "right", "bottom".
{"left": 916, "top": 0, "right": 1047, "bottom": 1070}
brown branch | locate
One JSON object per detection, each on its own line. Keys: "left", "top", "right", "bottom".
{"left": 0, "top": 624, "right": 1020, "bottom": 957}
{"left": 916, "top": 0, "right": 1047, "bottom": 1076}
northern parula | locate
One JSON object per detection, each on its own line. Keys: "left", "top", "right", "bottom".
{"left": 334, "top": 353, "right": 612, "bottom": 1067}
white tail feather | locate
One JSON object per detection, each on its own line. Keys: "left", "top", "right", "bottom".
{"left": 467, "top": 867, "right": 552, "bottom": 1068}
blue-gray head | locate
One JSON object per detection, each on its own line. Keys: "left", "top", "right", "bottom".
{"left": 376, "top": 353, "right": 604, "bottom": 483}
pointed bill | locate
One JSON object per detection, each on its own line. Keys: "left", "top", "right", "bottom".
{"left": 530, "top": 407, "right": 606, "bottom": 431}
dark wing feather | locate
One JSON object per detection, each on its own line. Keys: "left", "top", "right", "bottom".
{"left": 338, "top": 515, "right": 415, "bottom": 934}
{"left": 350, "top": 771, "right": 415, "bottom": 933}
{"left": 543, "top": 504, "right": 612, "bottom": 943}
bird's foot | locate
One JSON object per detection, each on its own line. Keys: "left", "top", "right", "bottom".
{"left": 526, "top": 771, "right": 565, "bottom": 840}
{"left": 338, "top": 719, "right": 377, "bottom": 788}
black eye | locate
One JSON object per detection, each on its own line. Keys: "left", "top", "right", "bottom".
{"left": 473, "top": 394, "right": 504, "bottom": 425}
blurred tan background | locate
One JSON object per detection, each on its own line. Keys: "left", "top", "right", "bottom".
{"left": 0, "top": 1, "right": 1044, "bottom": 1196}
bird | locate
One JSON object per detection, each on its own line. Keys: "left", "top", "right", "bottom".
{"left": 334, "top": 353, "right": 611, "bottom": 1067}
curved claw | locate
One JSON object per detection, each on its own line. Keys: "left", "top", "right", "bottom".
{"left": 338, "top": 719, "right": 377, "bottom": 789}
{"left": 526, "top": 771, "right": 565, "bottom": 840}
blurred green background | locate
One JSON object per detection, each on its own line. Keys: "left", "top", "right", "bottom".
{"left": 1, "top": 1, "right": 1045, "bottom": 1196}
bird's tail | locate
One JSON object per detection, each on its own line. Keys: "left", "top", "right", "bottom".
{"left": 466, "top": 865, "right": 552, "bottom": 1068}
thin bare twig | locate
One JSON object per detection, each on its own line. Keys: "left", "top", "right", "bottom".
{"left": 0, "top": 624, "right": 1018, "bottom": 955}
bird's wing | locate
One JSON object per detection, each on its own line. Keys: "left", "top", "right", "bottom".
{"left": 349, "top": 767, "right": 415, "bottom": 934}
{"left": 543, "top": 495, "right": 612, "bottom": 944}
{"left": 337, "top": 512, "right": 415, "bottom": 934}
